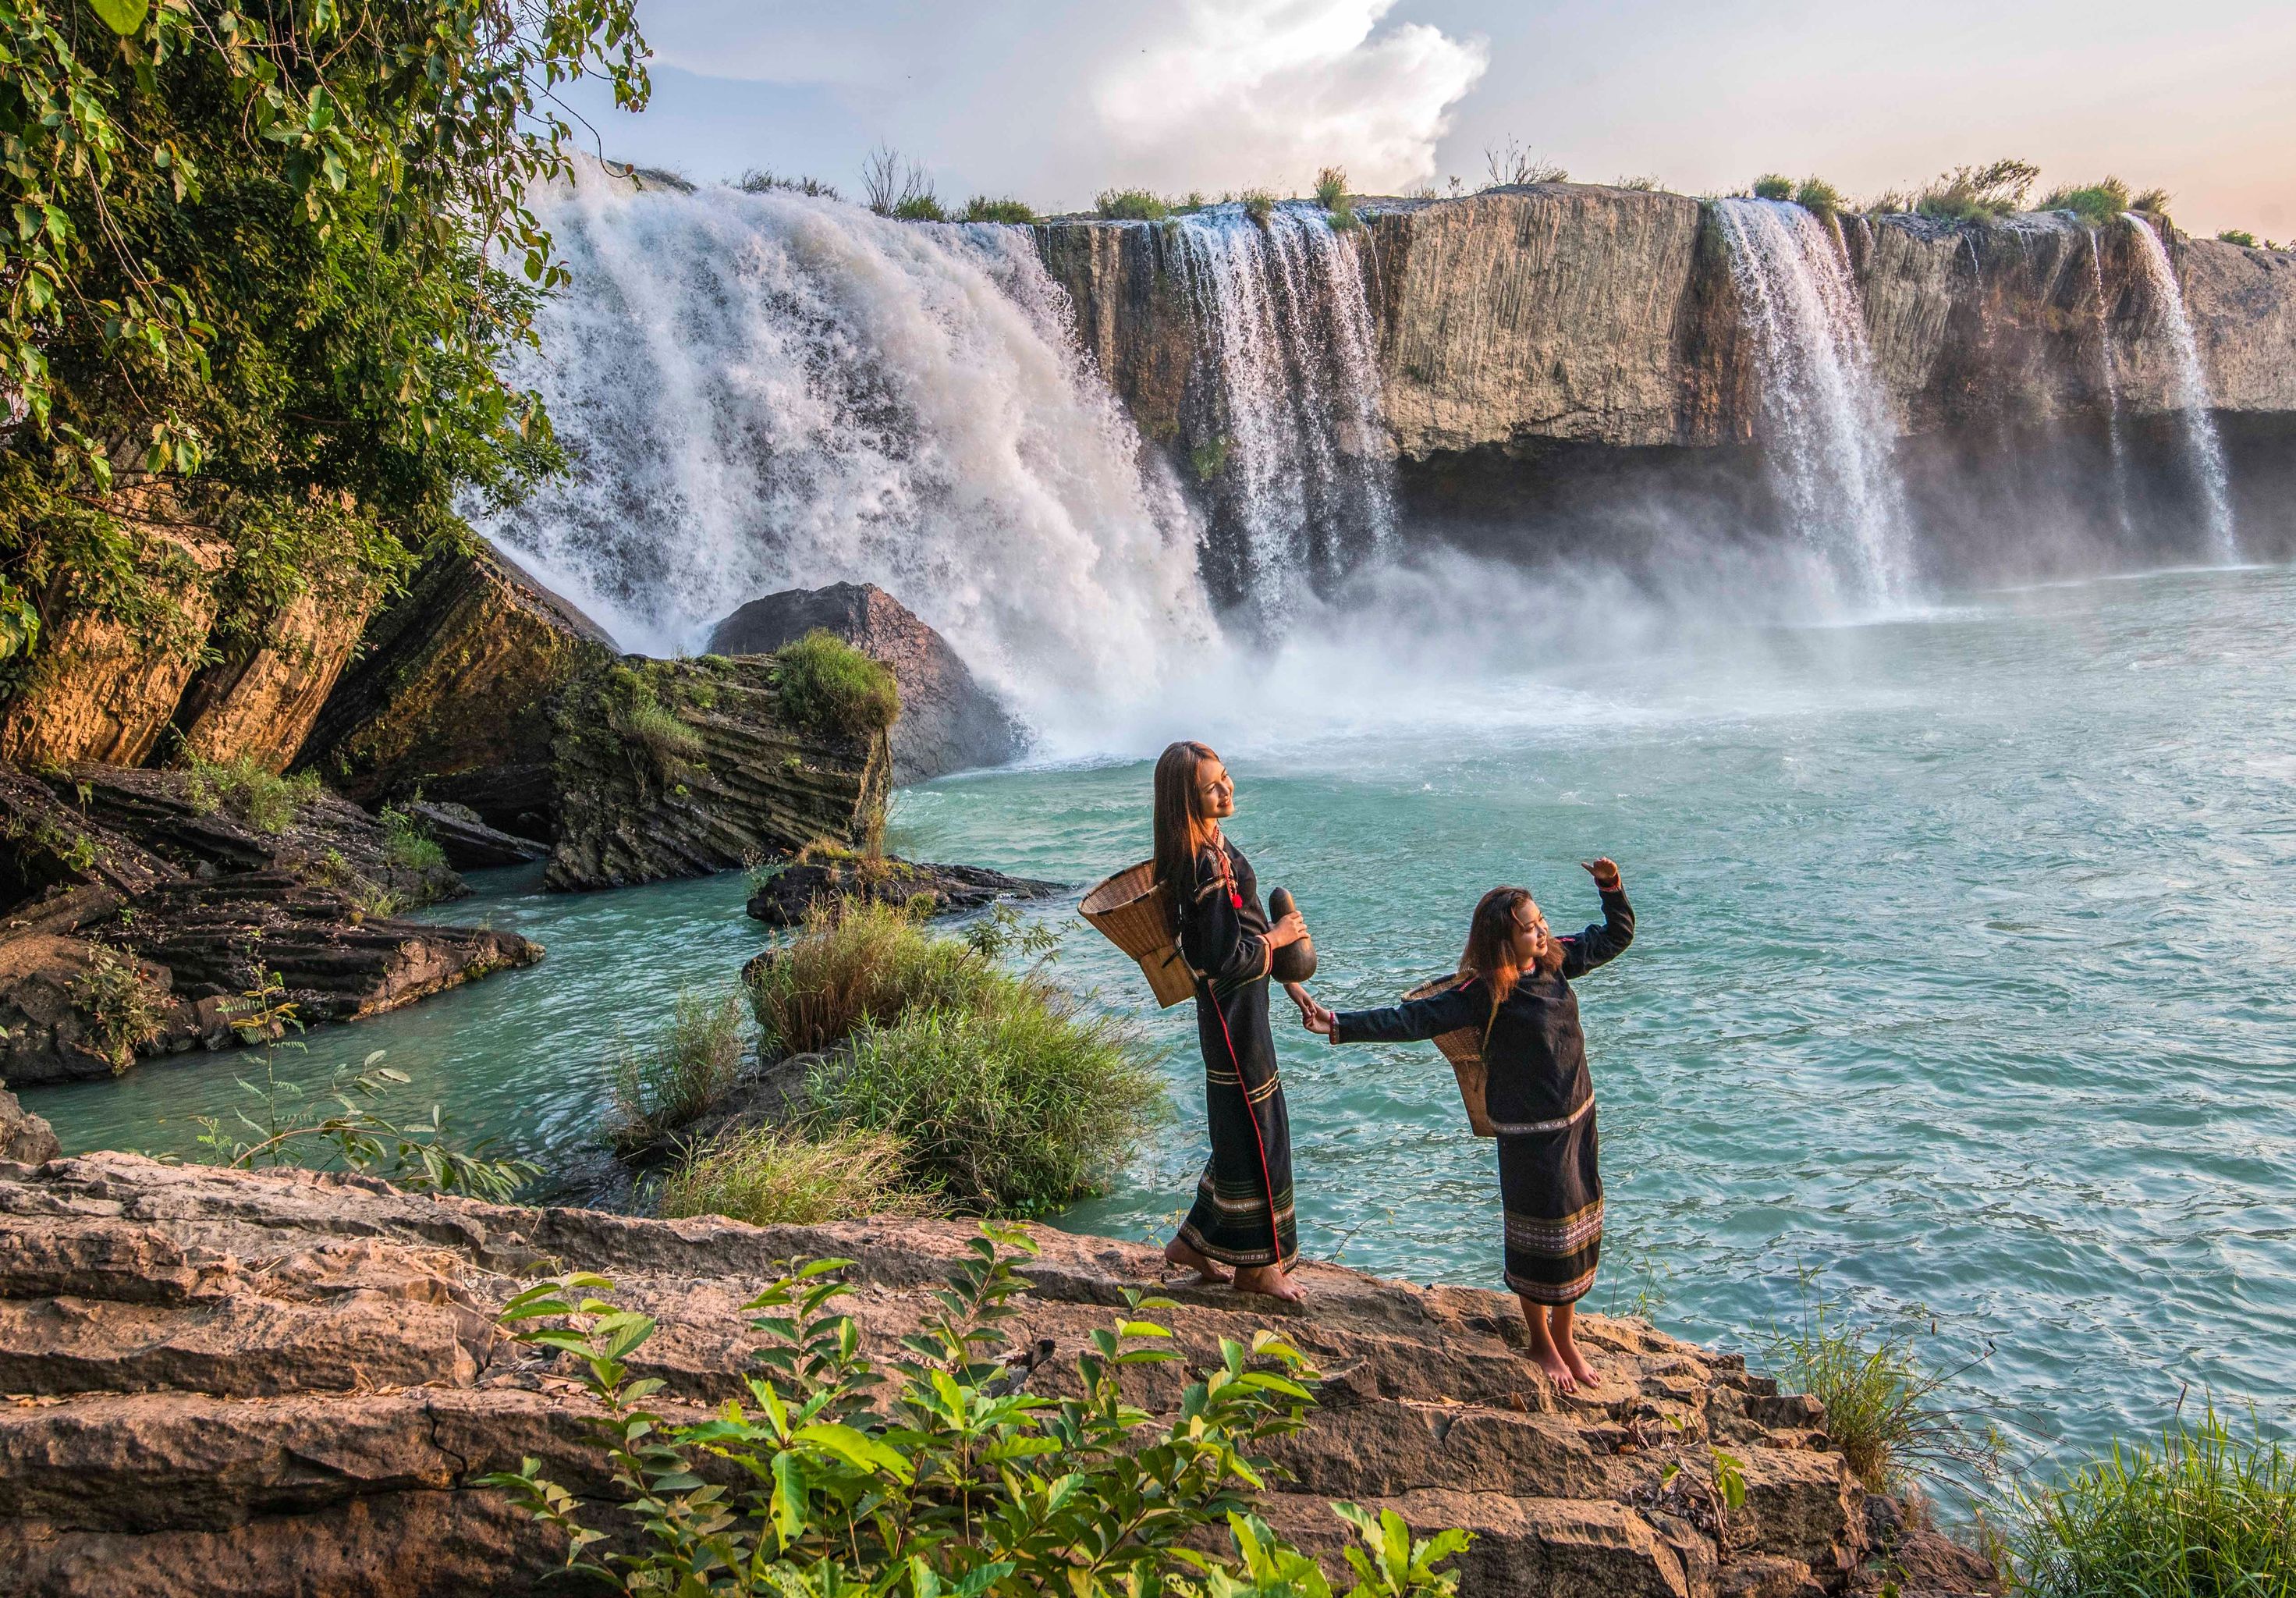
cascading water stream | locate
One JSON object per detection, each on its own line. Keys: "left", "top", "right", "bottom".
{"left": 1172, "top": 204, "right": 1397, "bottom": 630}
{"left": 2085, "top": 229, "right": 2135, "bottom": 539}
{"left": 2122, "top": 215, "right": 2239, "bottom": 559}
{"left": 470, "top": 165, "right": 1216, "bottom": 736}
{"left": 1712, "top": 198, "right": 1912, "bottom": 605}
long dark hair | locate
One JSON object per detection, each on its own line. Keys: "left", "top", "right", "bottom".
{"left": 1152, "top": 740, "right": 1221, "bottom": 931}
{"left": 1458, "top": 886, "right": 1554, "bottom": 1009}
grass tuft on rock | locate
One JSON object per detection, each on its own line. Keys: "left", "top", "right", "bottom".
{"left": 1912, "top": 158, "right": 2039, "bottom": 224}
{"left": 657, "top": 1122, "right": 926, "bottom": 1225}
{"left": 1095, "top": 188, "right": 1169, "bottom": 222}
{"left": 1751, "top": 173, "right": 1793, "bottom": 201}
{"left": 2038, "top": 176, "right": 2131, "bottom": 228}
{"left": 1769, "top": 1290, "right": 1996, "bottom": 1493}
{"left": 612, "top": 989, "right": 748, "bottom": 1145}
{"left": 184, "top": 755, "right": 322, "bottom": 833}
{"left": 772, "top": 630, "right": 899, "bottom": 740}
{"left": 378, "top": 805, "right": 447, "bottom": 875}
{"left": 962, "top": 195, "right": 1038, "bottom": 224}
{"left": 2009, "top": 1408, "right": 2296, "bottom": 1596}
{"left": 748, "top": 899, "right": 992, "bottom": 1056}
{"left": 807, "top": 975, "right": 1166, "bottom": 1215}
{"left": 1794, "top": 177, "right": 1844, "bottom": 222}
{"left": 1240, "top": 188, "right": 1277, "bottom": 226}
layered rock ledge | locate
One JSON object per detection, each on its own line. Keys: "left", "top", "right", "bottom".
{"left": 0, "top": 1153, "right": 1988, "bottom": 1598}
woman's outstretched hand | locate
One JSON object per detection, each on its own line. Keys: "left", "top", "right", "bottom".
{"left": 1581, "top": 857, "right": 1622, "bottom": 893}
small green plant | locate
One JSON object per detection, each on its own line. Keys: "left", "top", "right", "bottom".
{"left": 2131, "top": 186, "right": 2172, "bottom": 220}
{"left": 960, "top": 901, "right": 1061, "bottom": 963}
{"left": 962, "top": 194, "right": 1038, "bottom": 224}
{"left": 739, "top": 169, "right": 841, "bottom": 201}
{"left": 1191, "top": 435, "right": 1232, "bottom": 482}
{"left": 862, "top": 144, "right": 942, "bottom": 220}
{"left": 1241, "top": 188, "right": 1277, "bottom": 225}
{"left": 190, "top": 972, "right": 535, "bottom": 1199}
{"left": 656, "top": 1123, "right": 924, "bottom": 1225}
{"left": 1482, "top": 137, "right": 1567, "bottom": 189}
{"left": 612, "top": 988, "right": 749, "bottom": 1145}
{"left": 1794, "top": 176, "right": 1844, "bottom": 222}
{"left": 1314, "top": 165, "right": 1349, "bottom": 211}
{"left": 1612, "top": 174, "right": 1659, "bottom": 192}
{"left": 2008, "top": 1407, "right": 2296, "bottom": 1596}
{"left": 483, "top": 1227, "right": 1471, "bottom": 1598}
{"left": 2039, "top": 176, "right": 2133, "bottom": 228}
{"left": 378, "top": 805, "right": 448, "bottom": 875}
{"left": 183, "top": 755, "right": 322, "bottom": 833}
{"left": 770, "top": 629, "right": 900, "bottom": 739}
{"left": 1914, "top": 158, "right": 2039, "bottom": 224}
{"left": 1751, "top": 173, "right": 1794, "bottom": 201}
{"left": 1176, "top": 189, "right": 1211, "bottom": 213}
{"left": 1096, "top": 186, "right": 1171, "bottom": 221}
{"left": 73, "top": 945, "right": 165, "bottom": 1070}
{"left": 2219, "top": 229, "right": 2259, "bottom": 247}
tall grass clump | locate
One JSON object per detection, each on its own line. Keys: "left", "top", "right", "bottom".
{"left": 1769, "top": 1287, "right": 1996, "bottom": 1493}
{"left": 1794, "top": 177, "right": 1844, "bottom": 222}
{"left": 2131, "top": 186, "right": 2173, "bottom": 221}
{"left": 1240, "top": 187, "right": 1277, "bottom": 225}
{"left": 2009, "top": 1408, "right": 2296, "bottom": 1596}
{"left": 184, "top": 755, "right": 323, "bottom": 833}
{"left": 1751, "top": 173, "right": 1794, "bottom": 201}
{"left": 1612, "top": 174, "right": 1660, "bottom": 192}
{"left": 378, "top": 805, "right": 447, "bottom": 874}
{"left": 612, "top": 989, "right": 748, "bottom": 1145}
{"left": 656, "top": 1123, "right": 924, "bottom": 1225}
{"left": 1915, "top": 158, "right": 2039, "bottom": 224}
{"left": 2038, "top": 176, "right": 2132, "bottom": 228}
{"left": 739, "top": 169, "right": 840, "bottom": 201}
{"left": 962, "top": 195, "right": 1038, "bottom": 224}
{"left": 747, "top": 899, "right": 990, "bottom": 1056}
{"left": 2219, "top": 229, "right": 2259, "bottom": 247}
{"left": 1095, "top": 187, "right": 1169, "bottom": 221}
{"left": 1315, "top": 165, "right": 1358, "bottom": 229}
{"left": 807, "top": 976, "right": 1166, "bottom": 1214}
{"left": 770, "top": 630, "right": 899, "bottom": 740}
{"left": 1483, "top": 137, "right": 1567, "bottom": 188}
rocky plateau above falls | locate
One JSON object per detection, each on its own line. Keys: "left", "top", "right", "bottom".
{"left": 0, "top": 1151, "right": 1993, "bottom": 1598}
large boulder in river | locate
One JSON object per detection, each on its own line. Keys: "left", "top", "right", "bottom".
{"left": 0, "top": 1152, "right": 1995, "bottom": 1598}
{"left": 706, "top": 583, "right": 1023, "bottom": 783}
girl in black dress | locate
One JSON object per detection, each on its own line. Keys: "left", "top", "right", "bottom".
{"left": 1303, "top": 861, "right": 1634, "bottom": 1390}
{"left": 1153, "top": 740, "right": 1313, "bottom": 1301}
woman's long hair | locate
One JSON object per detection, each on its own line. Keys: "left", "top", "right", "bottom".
{"left": 1152, "top": 740, "right": 1221, "bottom": 931}
{"left": 1459, "top": 886, "right": 1557, "bottom": 1008}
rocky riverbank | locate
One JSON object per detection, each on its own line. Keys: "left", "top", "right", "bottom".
{"left": 0, "top": 1150, "right": 1993, "bottom": 1598}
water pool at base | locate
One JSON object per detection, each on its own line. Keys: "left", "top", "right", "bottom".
{"left": 30, "top": 563, "right": 2296, "bottom": 1479}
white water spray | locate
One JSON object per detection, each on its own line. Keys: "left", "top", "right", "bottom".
{"left": 2121, "top": 215, "right": 2239, "bottom": 559}
{"left": 1713, "top": 198, "right": 1912, "bottom": 604}
{"left": 2085, "top": 229, "right": 2135, "bottom": 538}
{"left": 472, "top": 169, "right": 1216, "bottom": 733}
{"left": 1173, "top": 204, "right": 1396, "bottom": 629}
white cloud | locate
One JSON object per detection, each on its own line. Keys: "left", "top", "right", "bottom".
{"left": 616, "top": 1, "right": 1486, "bottom": 205}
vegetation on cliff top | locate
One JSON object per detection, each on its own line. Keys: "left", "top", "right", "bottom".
{"left": 487, "top": 1227, "right": 1472, "bottom": 1598}
{"left": 771, "top": 628, "right": 900, "bottom": 740}
{"left": 0, "top": 0, "right": 648, "bottom": 687}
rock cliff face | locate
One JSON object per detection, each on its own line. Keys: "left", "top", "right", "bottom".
{"left": 706, "top": 583, "right": 1024, "bottom": 783}
{"left": 0, "top": 1153, "right": 1992, "bottom": 1598}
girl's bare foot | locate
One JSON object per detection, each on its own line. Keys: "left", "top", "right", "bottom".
{"left": 1163, "top": 1237, "right": 1232, "bottom": 1284}
{"left": 1231, "top": 1264, "right": 1305, "bottom": 1303}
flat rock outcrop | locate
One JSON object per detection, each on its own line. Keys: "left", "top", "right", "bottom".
{"left": 0, "top": 1153, "right": 1987, "bottom": 1598}
{"left": 0, "top": 765, "right": 538, "bottom": 1085}
{"left": 546, "top": 656, "right": 892, "bottom": 891}
{"left": 744, "top": 855, "right": 1064, "bottom": 925}
{"left": 706, "top": 583, "right": 1024, "bottom": 783}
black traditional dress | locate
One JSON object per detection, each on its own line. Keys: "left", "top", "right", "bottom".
{"left": 1329, "top": 888, "right": 1634, "bottom": 1303}
{"left": 1173, "top": 837, "right": 1298, "bottom": 1271}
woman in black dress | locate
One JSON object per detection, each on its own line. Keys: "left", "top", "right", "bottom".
{"left": 1303, "top": 861, "right": 1634, "bottom": 1390}
{"left": 1154, "top": 740, "right": 1312, "bottom": 1301}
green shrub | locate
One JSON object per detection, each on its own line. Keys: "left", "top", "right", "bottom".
{"left": 862, "top": 145, "right": 942, "bottom": 221}
{"left": 2131, "top": 186, "right": 2173, "bottom": 221}
{"left": 1794, "top": 177, "right": 1844, "bottom": 222}
{"left": 2038, "top": 176, "right": 2132, "bottom": 228}
{"left": 1242, "top": 188, "right": 1278, "bottom": 225}
{"left": 2219, "top": 229, "right": 2260, "bottom": 247}
{"left": 807, "top": 975, "right": 1166, "bottom": 1214}
{"left": 1752, "top": 173, "right": 1794, "bottom": 201}
{"left": 73, "top": 946, "right": 165, "bottom": 1070}
{"left": 378, "top": 806, "right": 448, "bottom": 875}
{"left": 1096, "top": 187, "right": 1171, "bottom": 221}
{"left": 1315, "top": 165, "right": 1350, "bottom": 210}
{"left": 2009, "top": 1409, "right": 2296, "bottom": 1596}
{"left": 747, "top": 899, "right": 993, "bottom": 1056}
{"left": 962, "top": 195, "right": 1038, "bottom": 224}
{"left": 1767, "top": 1287, "right": 1996, "bottom": 1493}
{"left": 184, "top": 756, "right": 322, "bottom": 834}
{"left": 892, "top": 193, "right": 949, "bottom": 222}
{"left": 1177, "top": 189, "right": 1211, "bottom": 212}
{"left": 612, "top": 989, "right": 750, "bottom": 1145}
{"left": 656, "top": 1123, "right": 924, "bottom": 1224}
{"left": 487, "top": 1229, "right": 1471, "bottom": 1598}
{"left": 770, "top": 629, "right": 900, "bottom": 739}
{"left": 1917, "top": 158, "right": 2041, "bottom": 224}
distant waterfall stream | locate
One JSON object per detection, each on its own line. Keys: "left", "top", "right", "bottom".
{"left": 2085, "top": 229, "right": 2136, "bottom": 539}
{"left": 1713, "top": 198, "right": 1912, "bottom": 605}
{"left": 471, "top": 169, "right": 1216, "bottom": 734}
{"left": 1173, "top": 204, "right": 1398, "bottom": 632}
{"left": 2123, "top": 215, "right": 2239, "bottom": 560}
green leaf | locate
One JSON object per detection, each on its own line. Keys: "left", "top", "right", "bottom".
{"left": 86, "top": 0, "right": 149, "bottom": 35}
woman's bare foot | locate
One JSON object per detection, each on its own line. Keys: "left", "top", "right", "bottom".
{"left": 1163, "top": 1237, "right": 1232, "bottom": 1284}
{"left": 1231, "top": 1263, "right": 1305, "bottom": 1303}
{"left": 1531, "top": 1344, "right": 1577, "bottom": 1392}
{"left": 1558, "top": 1337, "right": 1599, "bottom": 1388}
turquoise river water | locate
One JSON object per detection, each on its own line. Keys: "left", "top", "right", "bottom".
{"left": 29, "top": 560, "right": 2296, "bottom": 1488}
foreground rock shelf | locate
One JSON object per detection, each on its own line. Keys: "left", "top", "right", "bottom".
{"left": 0, "top": 1153, "right": 1989, "bottom": 1597}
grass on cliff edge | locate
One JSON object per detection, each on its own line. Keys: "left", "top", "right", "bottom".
{"left": 1768, "top": 1284, "right": 1999, "bottom": 1493}
{"left": 745, "top": 898, "right": 1168, "bottom": 1216}
{"left": 2007, "top": 1409, "right": 2296, "bottom": 1596}
{"left": 772, "top": 630, "right": 899, "bottom": 740}
{"left": 184, "top": 755, "right": 322, "bottom": 833}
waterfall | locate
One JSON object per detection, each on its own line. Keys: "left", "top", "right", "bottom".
{"left": 2085, "top": 229, "right": 2135, "bottom": 539}
{"left": 2122, "top": 215, "right": 2239, "bottom": 559}
{"left": 1172, "top": 203, "right": 1397, "bottom": 631}
{"left": 1712, "top": 198, "right": 1911, "bottom": 604}
{"left": 471, "top": 167, "right": 1216, "bottom": 731}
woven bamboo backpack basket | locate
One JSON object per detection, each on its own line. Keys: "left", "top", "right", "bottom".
{"left": 1080, "top": 861, "right": 1197, "bottom": 1007}
{"left": 1404, "top": 975, "right": 1498, "bottom": 1138}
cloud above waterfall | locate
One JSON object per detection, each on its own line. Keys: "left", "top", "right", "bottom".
{"left": 579, "top": 0, "right": 1488, "bottom": 204}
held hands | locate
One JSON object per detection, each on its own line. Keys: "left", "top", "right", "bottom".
{"left": 1581, "top": 856, "right": 1623, "bottom": 893}
{"left": 1285, "top": 983, "right": 1338, "bottom": 1039}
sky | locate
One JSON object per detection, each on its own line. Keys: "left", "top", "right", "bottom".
{"left": 555, "top": 0, "right": 2296, "bottom": 240}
